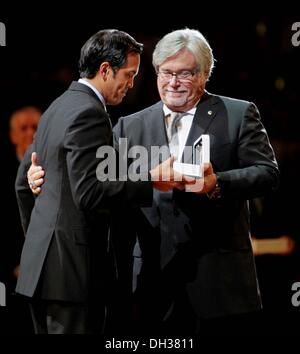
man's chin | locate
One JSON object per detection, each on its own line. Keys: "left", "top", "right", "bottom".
{"left": 110, "top": 97, "right": 123, "bottom": 106}
{"left": 165, "top": 97, "right": 186, "bottom": 108}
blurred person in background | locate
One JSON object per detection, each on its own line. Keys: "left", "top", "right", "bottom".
{"left": 0, "top": 106, "right": 41, "bottom": 334}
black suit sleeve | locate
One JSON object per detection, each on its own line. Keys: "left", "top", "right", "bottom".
{"left": 217, "top": 102, "right": 280, "bottom": 199}
{"left": 15, "top": 143, "right": 35, "bottom": 234}
{"left": 64, "top": 108, "right": 153, "bottom": 211}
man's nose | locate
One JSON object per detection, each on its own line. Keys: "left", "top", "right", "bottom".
{"left": 128, "top": 77, "right": 134, "bottom": 89}
{"left": 169, "top": 75, "right": 180, "bottom": 86}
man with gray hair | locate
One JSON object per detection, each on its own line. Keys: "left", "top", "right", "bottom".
{"left": 28, "top": 28, "right": 279, "bottom": 336}
{"left": 113, "top": 28, "right": 279, "bottom": 336}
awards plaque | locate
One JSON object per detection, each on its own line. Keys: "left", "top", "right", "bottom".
{"left": 173, "top": 134, "right": 210, "bottom": 178}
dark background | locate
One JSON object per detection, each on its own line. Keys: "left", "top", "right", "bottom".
{"left": 1, "top": 8, "right": 300, "bottom": 335}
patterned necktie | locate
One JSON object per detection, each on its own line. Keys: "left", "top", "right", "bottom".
{"left": 167, "top": 112, "right": 184, "bottom": 157}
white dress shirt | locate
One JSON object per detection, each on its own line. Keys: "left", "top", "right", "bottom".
{"left": 163, "top": 105, "right": 197, "bottom": 161}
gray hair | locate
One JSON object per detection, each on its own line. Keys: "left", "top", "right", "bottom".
{"left": 152, "top": 28, "right": 215, "bottom": 78}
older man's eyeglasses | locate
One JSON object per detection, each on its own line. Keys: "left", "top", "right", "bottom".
{"left": 157, "top": 69, "right": 199, "bottom": 82}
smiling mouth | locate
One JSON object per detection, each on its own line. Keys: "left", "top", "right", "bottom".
{"left": 166, "top": 90, "right": 186, "bottom": 95}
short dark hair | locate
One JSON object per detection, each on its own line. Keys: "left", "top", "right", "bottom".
{"left": 78, "top": 29, "right": 143, "bottom": 79}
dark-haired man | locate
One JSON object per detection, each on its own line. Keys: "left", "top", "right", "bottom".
{"left": 15, "top": 29, "right": 189, "bottom": 334}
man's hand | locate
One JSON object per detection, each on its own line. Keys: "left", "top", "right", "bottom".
{"left": 27, "top": 154, "right": 197, "bottom": 195}
{"left": 27, "top": 152, "right": 44, "bottom": 195}
{"left": 150, "top": 156, "right": 196, "bottom": 192}
{"left": 185, "top": 163, "right": 217, "bottom": 193}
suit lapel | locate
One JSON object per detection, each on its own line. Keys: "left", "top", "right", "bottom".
{"left": 147, "top": 101, "right": 169, "bottom": 148}
{"left": 142, "top": 102, "right": 173, "bottom": 167}
{"left": 183, "top": 92, "right": 219, "bottom": 163}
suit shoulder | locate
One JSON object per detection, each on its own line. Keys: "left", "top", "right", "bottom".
{"left": 65, "top": 88, "right": 104, "bottom": 112}
{"left": 113, "top": 101, "right": 162, "bottom": 135}
{"left": 39, "top": 89, "right": 107, "bottom": 134}
{"left": 216, "top": 94, "right": 253, "bottom": 108}
{"left": 53, "top": 88, "right": 104, "bottom": 117}
{"left": 119, "top": 101, "right": 162, "bottom": 123}
{"left": 211, "top": 94, "right": 259, "bottom": 118}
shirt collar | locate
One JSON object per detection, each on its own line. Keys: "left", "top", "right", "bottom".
{"left": 78, "top": 78, "right": 107, "bottom": 111}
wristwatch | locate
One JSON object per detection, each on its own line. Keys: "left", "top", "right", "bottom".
{"left": 207, "top": 174, "right": 221, "bottom": 200}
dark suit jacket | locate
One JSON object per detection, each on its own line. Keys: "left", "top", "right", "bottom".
{"left": 113, "top": 92, "right": 280, "bottom": 318}
{"left": 15, "top": 81, "right": 153, "bottom": 302}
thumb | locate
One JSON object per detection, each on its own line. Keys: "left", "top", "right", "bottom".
{"left": 203, "top": 162, "right": 213, "bottom": 176}
{"left": 31, "top": 152, "right": 38, "bottom": 166}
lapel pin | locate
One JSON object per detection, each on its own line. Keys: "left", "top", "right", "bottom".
{"left": 208, "top": 110, "right": 212, "bottom": 115}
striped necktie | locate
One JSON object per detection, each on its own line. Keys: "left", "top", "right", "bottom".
{"left": 167, "top": 112, "right": 184, "bottom": 157}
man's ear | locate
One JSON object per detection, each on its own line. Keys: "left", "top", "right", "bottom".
{"left": 99, "top": 62, "right": 110, "bottom": 79}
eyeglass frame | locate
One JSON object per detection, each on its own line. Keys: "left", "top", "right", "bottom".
{"left": 156, "top": 68, "right": 200, "bottom": 82}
